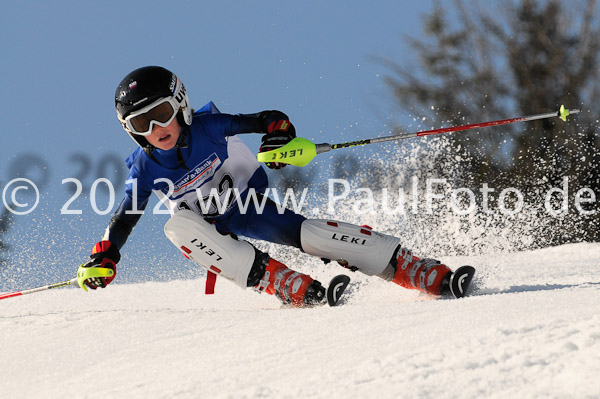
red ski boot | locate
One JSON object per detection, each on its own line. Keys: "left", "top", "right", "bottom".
{"left": 389, "top": 247, "right": 452, "bottom": 296}
{"left": 254, "top": 258, "right": 326, "bottom": 307}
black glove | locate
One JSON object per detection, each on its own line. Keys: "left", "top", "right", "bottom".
{"left": 259, "top": 119, "right": 296, "bottom": 169}
{"left": 80, "top": 240, "right": 120, "bottom": 289}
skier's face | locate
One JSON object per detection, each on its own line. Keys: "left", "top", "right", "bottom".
{"left": 146, "top": 116, "right": 181, "bottom": 150}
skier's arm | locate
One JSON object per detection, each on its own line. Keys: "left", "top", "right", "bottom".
{"left": 229, "top": 111, "right": 297, "bottom": 169}
{"left": 79, "top": 181, "right": 150, "bottom": 290}
{"left": 102, "top": 195, "right": 148, "bottom": 251}
{"left": 230, "top": 110, "right": 292, "bottom": 135}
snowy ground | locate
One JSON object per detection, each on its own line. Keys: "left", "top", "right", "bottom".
{"left": 2, "top": 242, "right": 600, "bottom": 399}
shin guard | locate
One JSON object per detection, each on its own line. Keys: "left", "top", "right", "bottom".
{"left": 300, "top": 219, "right": 399, "bottom": 275}
{"left": 164, "top": 210, "right": 255, "bottom": 289}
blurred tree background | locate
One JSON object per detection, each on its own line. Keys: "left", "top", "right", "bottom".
{"left": 384, "top": 0, "right": 599, "bottom": 184}
{"left": 343, "top": 0, "right": 600, "bottom": 250}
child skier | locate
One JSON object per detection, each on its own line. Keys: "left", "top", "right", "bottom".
{"left": 79, "top": 66, "right": 473, "bottom": 307}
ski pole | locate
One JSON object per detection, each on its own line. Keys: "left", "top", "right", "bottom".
{"left": 0, "top": 278, "right": 78, "bottom": 300}
{"left": 0, "top": 266, "right": 114, "bottom": 301}
{"left": 256, "top": 105, "right": 580, "bottom": 167}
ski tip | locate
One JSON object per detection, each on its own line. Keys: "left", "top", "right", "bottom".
{"left": 327, "top": 275, "right": 351, "bottom": 306}
{"left": 449, "top": 266, "right": 476, "bottom": 299}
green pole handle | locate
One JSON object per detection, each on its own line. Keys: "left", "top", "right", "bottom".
{"left": 76, "top": 266, "right": 115, "bottom": 291}
{"left": 256, "top": 137, "right": 319, "bottom": 167}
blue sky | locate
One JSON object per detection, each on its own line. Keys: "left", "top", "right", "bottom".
{"left": 3, "top": 1, "right": 432, "bottom": 168}
{"left": 1, "top": 0, "right": 434, "bottom": 286}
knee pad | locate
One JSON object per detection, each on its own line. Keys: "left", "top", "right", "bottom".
{"left": 300, "top": 219, "right": 400, "bottom": 276}
{"left": 164, "top": 210, "right": 256, "bottom": 288}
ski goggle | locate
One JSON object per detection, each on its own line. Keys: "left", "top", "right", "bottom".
{"left": 121, "top": 97, "right": 179, "bottom": 136}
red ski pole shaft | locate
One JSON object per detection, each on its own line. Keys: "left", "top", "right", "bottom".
{"left": 0, "top": 278, "right": 78, "bottom": 301}
{"left": 323, "top": 105, "right": 580, "bottom": 152}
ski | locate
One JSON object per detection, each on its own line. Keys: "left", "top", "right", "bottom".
{"left": 327, "top": 274, "right": 351, "bottom": 306}
{"left": 449, "top": 266, "right": 476, "bottom": 298}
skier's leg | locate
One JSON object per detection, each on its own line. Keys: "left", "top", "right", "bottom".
{"left": 214, "top": 194, "right": 306, "bottom": 248}
{"left": 163, "top": 210, "right": 325, "bottom": 306}
{"left": 222, "top": 196, "right": 452, "bottom": 296}
{"left": 300, "top": 219, "right": 452, "bottom": 296}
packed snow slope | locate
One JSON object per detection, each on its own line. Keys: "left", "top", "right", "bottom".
{"left": 2, "top": 242, "right": 600, "bottom": 399}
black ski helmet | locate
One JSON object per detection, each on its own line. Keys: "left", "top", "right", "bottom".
{"left": 115, "top": 66, "right": 192, "bottom": 148}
